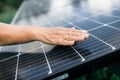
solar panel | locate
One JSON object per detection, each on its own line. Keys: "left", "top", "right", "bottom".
{"left": 0, "top": 0, "right": 120, "bottom": 80}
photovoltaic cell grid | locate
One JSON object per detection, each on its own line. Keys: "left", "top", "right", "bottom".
{"left": 0, "top": 0, "right": 120, "bottom": 80}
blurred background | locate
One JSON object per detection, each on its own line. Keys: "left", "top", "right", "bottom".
{"left": 0, "top": 0, "right": 22, "bottom": 23}
{"left": 0, "top": 0, "right": 120, "bottom": 80}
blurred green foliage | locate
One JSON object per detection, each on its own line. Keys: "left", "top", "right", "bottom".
{"left": 5, "top": 0, "right": 23, "bottom": 8}
{"left": 0, "top": 0, "right": 22, "bottom": 13}
{"left": 0, "top": 0, "right": 23, "bottom": 23}
{"left": 76, "top": 67, "right": 120, "bottom": 80}
{"left": 0, "top": 9, "right": 16, "bottom": 23}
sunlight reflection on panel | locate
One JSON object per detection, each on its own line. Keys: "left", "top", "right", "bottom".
{"left": 112, "top": 0, "right": 120, "bottom": 9}
{"left": 50, "top": 0, "right": 73, "bottom": 15}
{"left": 88, "top": 0, "right": 113, "bottom": 15}
{"left": 50, "top": 0, "right": 70, "bottom": 10}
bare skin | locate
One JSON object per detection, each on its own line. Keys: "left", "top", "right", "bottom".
{"left": 0, "top": 23, "right": 89, "bottom": 46}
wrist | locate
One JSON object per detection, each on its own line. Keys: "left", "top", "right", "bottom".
{"left": 29, "top": 27, "right": 46, "bottom": 41}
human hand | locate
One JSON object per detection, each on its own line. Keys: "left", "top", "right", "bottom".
{"left": 31, "top": 27, "right": 89, "bottom": 46}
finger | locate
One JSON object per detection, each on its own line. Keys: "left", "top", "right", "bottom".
{"left": 64, "top": 34, "right": 88, "bottom": 41}
{"left": 59, "top": 27, "right": 88, "bottom": 34}
{"left": 68, "top": 29, "right": 88, "bottom": 36}
{"left": 66, "top": 31, "right": 83, "bottom": 36}
{"left": 56, "top": 39, "right": 75, "bottom": 46}
{"left": 80, "top": 30, "right": 88, "bottom": 33}
{"left": 74, "top": 35, "right": 86, "bottom": 41}
{"left": 71, "top": 29, "right": 88, "bottom": 33}
{"left": 62, "top": 40, "right": 75, "bottom": 46}
{"left": 84, "top": 33, "right": 89, "bottom": 39}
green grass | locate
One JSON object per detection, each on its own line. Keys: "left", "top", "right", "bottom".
{"left": 0, "top": 9, "right": 16, "bottom": 23}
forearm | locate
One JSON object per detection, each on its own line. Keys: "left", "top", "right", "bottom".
{"left": 0, "top": 23, "right": 36, "bottom": 46}
{"left": 0, "top": 22, "right": 89, "bottom": 46}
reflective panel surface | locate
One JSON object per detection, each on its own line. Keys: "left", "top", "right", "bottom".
{"left": 0, "top": 0, "right": 120, "bottom": 80}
